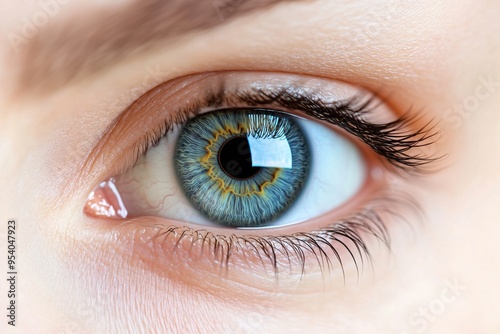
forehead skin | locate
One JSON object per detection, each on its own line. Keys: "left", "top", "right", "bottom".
{"left": 0, "top": 0, "right": 499, "bottom": 333}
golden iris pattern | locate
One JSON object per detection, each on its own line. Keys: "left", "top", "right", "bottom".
{"left": 174, "top": 109, "right": 310, "bottom": 227}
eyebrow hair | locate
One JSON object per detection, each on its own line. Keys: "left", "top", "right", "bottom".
{"left": 14, "top": 0, "right": 297, "bottom": 93}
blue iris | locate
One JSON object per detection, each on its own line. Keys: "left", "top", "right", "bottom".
{"left": 175, "top": 109, "right": 310, "bottom": 227}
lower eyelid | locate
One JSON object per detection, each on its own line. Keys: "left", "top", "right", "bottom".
{"left": 88, "top": 192, "right": 419, "bottom": 294}
{"left": 81, "top": 168, "right": 419, "bottom": 293}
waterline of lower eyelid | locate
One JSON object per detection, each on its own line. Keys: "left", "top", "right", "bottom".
{"left": 81, "top": 189, "right": 420, "bottom": 292}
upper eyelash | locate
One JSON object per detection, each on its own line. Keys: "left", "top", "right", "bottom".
{"left": 130, "top": 84, "right": 440, "bottom": 175}
{"left": 237, "top": 88, "right": 441, "bottom": 173}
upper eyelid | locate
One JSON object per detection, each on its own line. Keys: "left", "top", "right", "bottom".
{"left": 79, "top": 72, "right": 440, "bottom": 191}
{"left": 78, "top": 73, "right": 213, "bottom": 181}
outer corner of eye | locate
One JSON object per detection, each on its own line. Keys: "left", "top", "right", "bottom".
{"left": 83, "top": 105, "right": 374, "bottom": 230}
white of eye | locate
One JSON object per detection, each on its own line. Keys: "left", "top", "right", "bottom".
{"left": 241, "top": 118, "right": 366, "bottom": 229}
{"left": 115, "top": 116, "right": 366, "bottom": 228}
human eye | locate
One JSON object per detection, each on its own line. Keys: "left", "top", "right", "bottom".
{"left": 82, "top": 71, "right": 438, "bottom": 287}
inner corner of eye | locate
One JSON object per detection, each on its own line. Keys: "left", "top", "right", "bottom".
{"left": 83, "top": 178, "right": 128, "bottom": 220}
{"left": 83, "top": 108, "right": 369, "bottom": 228}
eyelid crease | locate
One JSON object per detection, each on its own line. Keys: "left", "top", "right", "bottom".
{"left": 79, "top": 72, "right": 441, "bottom": 194}
{"left": 79, "top": 73, "right": 216, "bottom": 186}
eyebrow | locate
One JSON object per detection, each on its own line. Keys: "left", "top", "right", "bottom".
{"left": 14, "top": 0, "right": 297, "bottom": 93}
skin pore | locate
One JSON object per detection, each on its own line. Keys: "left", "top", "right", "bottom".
{"left": 1, "top": 0, "right": 499, "bottom": 333}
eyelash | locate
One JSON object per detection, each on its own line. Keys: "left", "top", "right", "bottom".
{"left": 130, "top": 190, "right": 420, "bottom": 279}
{"left": 127, "top": 85, "right": 440, "bottom": 177}
{"left": 99, "top": 77, "right": 439, "bottom": 278}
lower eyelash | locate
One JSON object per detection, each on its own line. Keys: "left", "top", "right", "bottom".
{"left": 125, "top": 190, "right": 421, "bottom": 281}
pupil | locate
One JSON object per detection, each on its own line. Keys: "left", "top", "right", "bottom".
{"left": 218, "top": 137, "right": 261, "bottom": 179}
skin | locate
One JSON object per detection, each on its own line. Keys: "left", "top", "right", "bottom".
{"left": 1, "top": 0, "right": 499, "bottom": 333}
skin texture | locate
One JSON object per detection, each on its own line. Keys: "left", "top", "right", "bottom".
{"left": 1, "top": 0, "right": 499, "bottom": 333}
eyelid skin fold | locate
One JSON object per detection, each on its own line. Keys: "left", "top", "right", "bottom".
{"left": 81, "top": 71, "right": 439, "bottom": 188}
{"left": 80, "top": 71, "right": 438, "bottom": 291}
